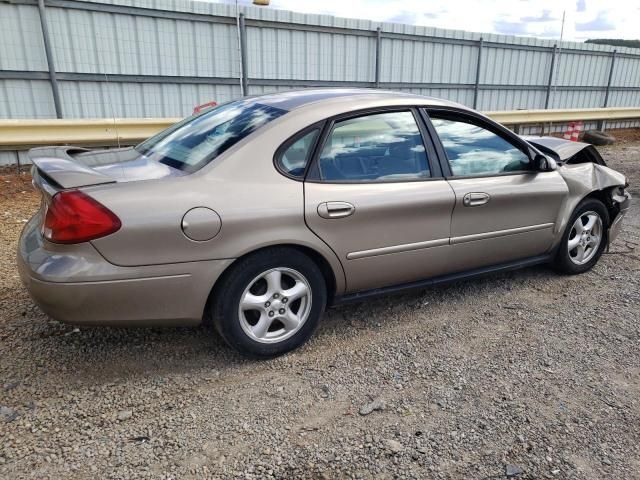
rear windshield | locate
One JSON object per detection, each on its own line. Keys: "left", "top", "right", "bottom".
{"left": 135, "top": 100, "right": 287, "bottom": 172}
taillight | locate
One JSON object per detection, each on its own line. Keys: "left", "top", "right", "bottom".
{"left": 43, "top": 191, "right": 121, "bottom": 244}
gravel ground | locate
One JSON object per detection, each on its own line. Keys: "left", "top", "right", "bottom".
{"left": 1, "top": 140, "right": 639, "bottom": 480}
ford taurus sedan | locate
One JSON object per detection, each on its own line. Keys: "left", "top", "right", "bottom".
{"left": 18, "top": 89, "right": 631, "bottom": 357}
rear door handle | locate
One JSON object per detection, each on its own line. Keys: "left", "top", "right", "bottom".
{"left": 463, "top": 192, "right": 490, "bottom": 207}
{"left": 317, "top": 201, "right": 355, "bottom": 219}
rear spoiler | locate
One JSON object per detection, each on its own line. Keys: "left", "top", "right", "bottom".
{"left": 28, "top": 147, "right": 115, "bottom": 189}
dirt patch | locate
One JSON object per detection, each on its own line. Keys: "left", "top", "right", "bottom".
{"left": 603, "top": 128, "right": 640, "bottom": 144}
{"left": 0, "top": 168, "right": 34, "bottom": 201}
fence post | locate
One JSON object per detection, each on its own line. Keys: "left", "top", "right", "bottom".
{"left": 541, "top": 44, "right": 558, "bottom": 135}
{"left": 374, "top": 27, "right": 382, "bottom": 88}
{"left": 239, "top": 13, "right": 248, "bottom": 96}
{"left": 37, "top": 0, "right": 62, "bottom": 118}
{"left": 598, "top": 49, "right": 617, "bottom": 131}
{"left": 473, "top": 37, "right": 483, "bottom": 109}
{"left": 544, "top": 44, "right": 557, "bottom": 110}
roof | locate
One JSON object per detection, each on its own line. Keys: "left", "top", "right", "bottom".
{"left": 252, "top": 88, "right": 465, "bottom": 112}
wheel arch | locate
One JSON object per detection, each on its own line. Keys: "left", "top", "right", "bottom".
{"left": 203, "top": 243, "right": 340, "bottom": 324}
{"left": 581, "top": 188, "right": 617, "bottom": 226}
{"left": 552, "top": 192, "right": 611, "bottom": 274}
{"left": 552, "top": 185, "right": 620, "bottom": 252}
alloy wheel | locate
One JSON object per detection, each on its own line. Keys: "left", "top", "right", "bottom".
{"left": 567, "top": 211, "right": 603, "bottom": 265}
{"left": 238, "top": 267, "right": 312, "bottom": 344}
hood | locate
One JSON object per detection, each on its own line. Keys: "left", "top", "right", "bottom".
{"left": 522, "top": 136, "right": 591, "bottom": 161}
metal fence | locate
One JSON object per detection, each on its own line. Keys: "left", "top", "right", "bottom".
{"left": 1, "top": 0, "right": 640, "bottom": 123}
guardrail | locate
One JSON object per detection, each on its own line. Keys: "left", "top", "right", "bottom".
{"left": 0, "top": 118, "right": 179, "bottom": 148}
{"left": 486, "top": 107, "right": 640, "bottom": 125}
{"left": 1, "top": 107, "right": 639, "bottom": 149}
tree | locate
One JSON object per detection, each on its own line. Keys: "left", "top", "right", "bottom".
{"left": 585, "top": 39, "right": 640, "bottom": 49}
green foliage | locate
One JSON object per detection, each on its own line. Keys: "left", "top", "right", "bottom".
{"left": 585, "top": 39, "right": 640, "bottom": 49}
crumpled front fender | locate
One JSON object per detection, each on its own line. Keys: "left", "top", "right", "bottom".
{"left": 553, "top": 162, "right": 630, "bottom": 248}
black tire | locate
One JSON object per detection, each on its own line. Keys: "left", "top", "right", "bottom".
{"left": 553, "top": 198, "right": 609, "bottom": 274}
{"left": 211, "top": 247, "right": 327, "bottom": 358}
{"left": 582, "top": 130, "right": 615, "bottom": 146}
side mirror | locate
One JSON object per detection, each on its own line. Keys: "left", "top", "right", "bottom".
{"left": 534, "top": 154, "right": 557, "bottom": 172}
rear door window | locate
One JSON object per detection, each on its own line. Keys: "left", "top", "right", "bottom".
{"left": 316, "top": 111, "right": 431, "bottom": 182}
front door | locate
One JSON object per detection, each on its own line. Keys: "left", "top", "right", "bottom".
{"left": 304, "top": 109, "right": 456, "bottom": 293}
{"left": 426, "top": 109, "right": 568, "bottom": 272}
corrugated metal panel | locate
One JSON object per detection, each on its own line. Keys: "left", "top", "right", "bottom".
{"left": 550, "top": 89, "right": 605, "bottom": 109}
{"left": 380, "top": 38, "right": 477, "bottom": 84}
{"left": 45, "top": 6, "right": 239, "bottom": 77}
{"left": 554, "top": 52, "right": 610, "bottom": 87}
{"left": 482, "top": 47, "right": 550, "bottom": 86}
{"left": 246, "top": 26, "right": 374, "bottom": 81}
{"left": 57, "top": 81, "right": 240, "bottom": 118}
{"left": 608, "top": 90, "right": 640, "bottom": 108}
{"left": 0, "top": 80, "right": 56, "bottom": 118}
{"left": 0, "top": 150, "right": 31, "bottom": 167}
{"left": 83, "top": 0, "right": 635, "bottom": 59}
{"left": 0, "top": 4, "right": 48, "bottom": 71}
{"left": 247, "top": 84, "right": 296, "bottom": 96}
{"left": 0, "top": 0, "right": 638, "bottom": 120}
{"left": 478, "top": 89, "right": 546, "bottom": 111}
{"left": 612, "top": 56, "right": 640, "bottom": 88}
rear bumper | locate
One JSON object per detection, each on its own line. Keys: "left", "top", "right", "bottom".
{"left": 609, "top": 191, "right": 632, "bottom": 244}
{"left": 18, "top": 213, "right": 233, "bottom": 326}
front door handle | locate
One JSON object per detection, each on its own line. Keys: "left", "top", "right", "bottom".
{"left": 463, "top": 192, "right": 490, "bottom": 207}
{"left": 317, "top": 201, "right": 355, "bottom": 219}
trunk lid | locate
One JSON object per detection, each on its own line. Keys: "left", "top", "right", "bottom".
{"left": 29, "top": 146, "right": 186, "bottom": 191}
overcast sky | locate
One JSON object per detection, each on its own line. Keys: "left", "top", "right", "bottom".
{"left": 222, "top": 0, "right": 639, "bottom": 42}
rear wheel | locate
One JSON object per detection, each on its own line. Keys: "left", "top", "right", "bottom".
{"left": 211, "top": 248, "right": 327, "bottom": 358}
{"left": 553, "top": 198, "right": 609, "bottom": 274}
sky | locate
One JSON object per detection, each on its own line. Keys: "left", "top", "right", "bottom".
{"left": 221, "top": 0, "right": 639, "bottom": 42}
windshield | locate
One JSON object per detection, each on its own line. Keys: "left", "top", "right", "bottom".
{"left": 135, "top": 99, "right": 287, "bottom": 172}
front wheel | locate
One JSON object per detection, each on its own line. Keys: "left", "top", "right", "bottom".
{"left": 211, "top": 248, "right": 327, "bottom": 358}
{"left": 553, "top": 198, "right": 609, "bottom": 274}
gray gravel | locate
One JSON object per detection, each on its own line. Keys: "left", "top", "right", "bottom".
{"left": 1, "top": 140, "right": 639, "bottom": 479}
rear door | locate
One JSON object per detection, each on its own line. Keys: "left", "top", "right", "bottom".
{"left": 303, "top": 108, "right": 456, "bottom": 293}
{"left": 424, "top": 108, "right": 568, "bottom": 272}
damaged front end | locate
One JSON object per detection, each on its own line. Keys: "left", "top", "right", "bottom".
{"left": 606, "top": 184, "right": 631, "bottom": 244}
{"left": 525, "top": 136, "right": 632, "bottom": 247}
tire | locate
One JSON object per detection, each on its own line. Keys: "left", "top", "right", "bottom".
{"left": 211, "top": 247, "right": 327, "bottom": 358}
{"left": 582, "top": 130, "right": 615, "bottom": 146}
{"left": 553, "top": 198, "right": 609, "bottom": 274}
